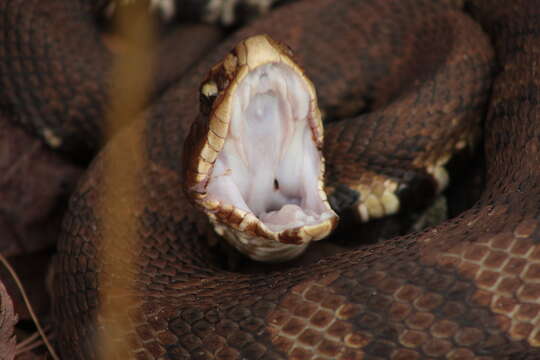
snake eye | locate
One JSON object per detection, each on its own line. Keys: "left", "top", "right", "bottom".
{"left": 200, "top": 81, "right": 218, "bottom": 115}
{"left": 201, "top": 81, "right": 218, "bottom": 98}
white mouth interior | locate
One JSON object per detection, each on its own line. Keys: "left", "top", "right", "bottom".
{"left": 206, "top": 63, "right": 333, "bottom": 232}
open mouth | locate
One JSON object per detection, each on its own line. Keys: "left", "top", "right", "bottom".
{"left": 184, "top": 35, "right": 337, "bottom": 261}
{"left": 207, "top": 62, "right": 334, "bottom": 232}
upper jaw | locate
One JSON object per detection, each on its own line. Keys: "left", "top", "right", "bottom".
{"left": 183, "top": 34, "right": 338, "bottom": 262}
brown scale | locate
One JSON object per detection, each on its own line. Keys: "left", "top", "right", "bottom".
{"left": 0, "top": 0, "right": 221, "bottom": 159}
{"left": 10, "top": 0, "right": 536, "bottom": 359}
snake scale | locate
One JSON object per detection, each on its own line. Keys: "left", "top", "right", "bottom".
{"left": 3, "top": 0, "right": 540, "bottom": 358}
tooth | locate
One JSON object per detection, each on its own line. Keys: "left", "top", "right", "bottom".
{"left": 242, "top": 82, "right": 251, "bottom": 111}
{"left": 234, "top": 139, "right": 249, "bottom": 168}
{"left": 277, "top": 73, "right": 288, "bottom": 100}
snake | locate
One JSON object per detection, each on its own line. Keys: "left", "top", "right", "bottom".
{"left": 3, "top": 0, "right": 540, "bottom": 358}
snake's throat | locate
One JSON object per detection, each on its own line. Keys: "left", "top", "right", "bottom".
{"left": 185, "top": 35, "right": 337, "bottom": 261}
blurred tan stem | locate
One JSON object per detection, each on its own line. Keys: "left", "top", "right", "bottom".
{"left": 97, "top": 2, "right": 155, "bottom": 359}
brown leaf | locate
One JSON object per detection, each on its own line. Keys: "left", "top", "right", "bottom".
{"left": 0, "top": 279, "right": 17, "bottom": 360}
{"left": 0, "top": 118, "right": 83, "bottom": 256}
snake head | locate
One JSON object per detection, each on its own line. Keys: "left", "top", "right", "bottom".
{"left": 183, "top": 34, "right": 338, "bottom": 262}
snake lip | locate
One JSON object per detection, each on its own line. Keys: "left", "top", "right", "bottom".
{"left": 183, "top": 34, "right": 338, "bottom": 261}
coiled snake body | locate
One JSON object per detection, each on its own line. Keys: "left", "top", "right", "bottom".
{"left": 3, "top": 0, "right": 540, "bottom": 358}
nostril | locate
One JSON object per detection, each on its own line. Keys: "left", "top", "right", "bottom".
{"left": 274, "top": 178, "right": 279, "bottom": 190}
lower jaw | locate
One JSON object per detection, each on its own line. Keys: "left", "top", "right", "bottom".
{"left": 212, "top": 219, "right": 310, "bottom": 262}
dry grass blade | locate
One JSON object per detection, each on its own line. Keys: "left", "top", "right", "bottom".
{"left": 15, "top": 325, "right": 53, "bottom": 356}
{"left": 0, "top": 254, "right": 58, "bottom": 360}
{"left": 97, "top": 1, "right": 155, "bottom": 359}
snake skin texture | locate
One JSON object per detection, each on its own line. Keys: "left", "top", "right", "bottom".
{"left": 0, "top": 0, "right": 217, "bottom": 159}
{"left": 2, "top": 0, "right": 539, "bottom": 358}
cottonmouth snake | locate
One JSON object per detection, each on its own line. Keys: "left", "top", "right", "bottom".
{"left": 3, "top": 0, "right": 540, "bottom": 358}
